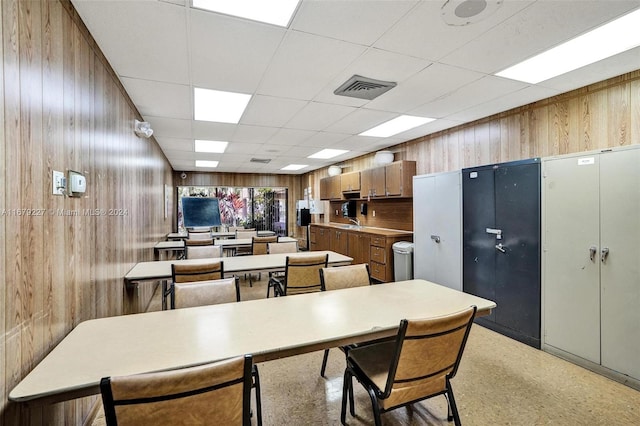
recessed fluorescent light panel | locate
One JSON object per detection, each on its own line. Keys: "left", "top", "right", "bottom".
{"left": 496, "top": 8, "right": 640, "bottom": 84}
{"left": 308, "top": 149, "right": 349, "bottom": 159}
{"left": 281, "top": 164, "right": 307, "bottom": 171}
{"left": 360, "top": 115, "right": 435, "bottom": 138}
{"left": 195, "top": 160, "right": 219, "bottom": 168}
{"left": 195, "top": 140, "right": 228, "bottom": 153}
{"left": 194, "top": 88, "right": 251, "bottom": 124}
{"left": 192, "top": 0, "right": 300, "bottom": 27}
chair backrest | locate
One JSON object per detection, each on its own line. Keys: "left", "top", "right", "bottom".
{"left": 188, "top": 226, "right": 211, "bottom": 233}
{"left": 282, "top": 253, "right": 328, "bottom": 296}
{"left": 380, "top": 306, "right": 477, "bottom": 407}
{"left": 100, "top": 355, "right": 253, "bottom": 426}
{"left": 188, "top": 232, "right": 212, "bottom": 241}
{"left": 186, "top": 238, "right": 214, "bottom": 246}
{"left": 186, "top": 244, "right": 223, "bottom": 259}
{"left": 227, "top": 226, "right": 242, "bottom": 232}
{"left": 251, "top": 236, "right": 278, "bottom": 255}
{"left": 267, "top": 241, "right": 298, "bottom": 254}
{"left": 320, "top": 263, "right": 371, "bottom": 291}
{"left": 172, "top": 261, "right": 224, "bottom": 283}
{"left": 236, "top": 230, "right": 258, "bottom": 239}
{"left": 173, "top": 277, "right": 240, "bottom": 309}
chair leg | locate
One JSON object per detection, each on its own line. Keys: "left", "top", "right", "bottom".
{"left": 341, "top": 368, "right": 352, "bottom": 425}
{"left": 446, "top": 377, "right": 461, "bottom": 426}
{"left": 366, "top": 387, "right": 382, "bottom": 426}
{"left": 252, "top": 365, "right": 263, "bottom": 426}
{"left": 445, "top": 393, "right": 453, "bottom": 421}
{"left": 320, "top": 349, "right": 330, "bottom": 377}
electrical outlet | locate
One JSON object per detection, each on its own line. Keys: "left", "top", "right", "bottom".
{"left": 372, "top": 210, "right": 376, "bottom": 217}
{"left": 52, "top": 170, "right": 66, "bottom": 195}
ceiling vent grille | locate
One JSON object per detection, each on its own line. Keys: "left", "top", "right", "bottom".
{"left": 250, "top": 158, "right": 271, "bottom": 164}
{"left": 334, "top": 75, "right": 397, "bottom": 100}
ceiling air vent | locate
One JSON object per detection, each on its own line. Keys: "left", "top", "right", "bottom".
{"left": 250, "top": 158, "right": 271, "bottom": 164}
{"left": 334, "top": 75, "right": 397, "bottom": 100}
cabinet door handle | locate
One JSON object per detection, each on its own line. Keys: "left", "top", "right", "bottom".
{"left": 589, "top": 246, "right": 597, "bottom": 262}
{"left": 601, "top": 247, "right": 609, "bottom": 263}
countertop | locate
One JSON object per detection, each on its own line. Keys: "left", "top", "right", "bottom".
{"left": 310, "top": 222, "right": 413, "bottom": 237}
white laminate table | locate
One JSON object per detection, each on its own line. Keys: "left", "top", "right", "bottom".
{"left": 167, "top": 230, "right": 276, "bottom": 240}
{"left": 125, "top": 251, "right": 353, "bottom": 310}
{"left": 153, "top": 240, "right": 185, "bottom": 260}
{"left": 9, "top": 279, "right": 496, "bottom": 405}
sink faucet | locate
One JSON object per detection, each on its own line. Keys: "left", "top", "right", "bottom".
{"left": 349, "top": 218, "right": 360, "bottom": 227}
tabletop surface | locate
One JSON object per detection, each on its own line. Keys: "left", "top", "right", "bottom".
{"left": 124, "top": 251, "right": 352, "bottom": 282}
{"left": 9, "top": 279, "right": 496, "bottom": 403}
{"left": 167, "top": 230, "right": 276, "bottom": 239}
{"left": 214, "top": 236, "right": 297, "bottom": 247}
{"left": 154, "top": 240, "right": 185, "bottom": 249}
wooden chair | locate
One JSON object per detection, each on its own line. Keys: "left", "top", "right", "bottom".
{"left": 100, "top": 355, "right": 254, "bottom": 426}
{"left": 187, "top": 232, "right": 212, "bottom": 240}
{"left": 319, "top": 264, "right": 372, "bottom": 377}
{"left": 169, "top": 262, "right": 224, "bottom": 309}
{"left": 267, "top": 241, "right": 298, "bottom": 254}
{"left": 170, "top": 276, "right": 262, "bottom": 425}
{"left": 234, "top": 230, "right": 258, "bottom": 256}
{"left": 173, "top": 277, "right": 240, "bottom": 309}
{"left": 341, "top": 306, "right": 477, "bottom": 426}
{"left": 186, "top": 244, "right": 222, "bottom": 259}
{"left": 246, "top": 236, "right": 278, "bottom": 286}
{"left": 269, "top": 253, "right": 328, "bottom": 297}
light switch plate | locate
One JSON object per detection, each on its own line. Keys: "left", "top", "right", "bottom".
{"left": 52, "top": 170, "right": 65, "bottom": 195}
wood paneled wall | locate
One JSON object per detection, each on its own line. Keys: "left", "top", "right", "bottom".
{"left": 303, "top": 70, "right": 640, "bottom": 223}
{"left": 173, "top": 171, "right": 306, "bottom": 238}
{"left": 1, "top": 1, "right": 174, "bottom": 424}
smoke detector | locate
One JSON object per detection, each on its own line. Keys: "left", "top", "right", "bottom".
{"left": 441, "top": 0, "right": 503, "bottom": 26}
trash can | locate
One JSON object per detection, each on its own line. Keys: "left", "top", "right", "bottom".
{"left": 392, "top": 241, "right": 414, "bottom": 281}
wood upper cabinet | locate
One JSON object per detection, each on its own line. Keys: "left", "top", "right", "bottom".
{"left": 385, "top": 161, "right": 416, "bottom": 197}
{"left": 360, "top": 167, "right": 386, "bottom": 198}
{"left": 320, "top": 175, "right": 342, "bottom": 200}
{"left": 341, "top": 171, "right": 360, "bottom": 193}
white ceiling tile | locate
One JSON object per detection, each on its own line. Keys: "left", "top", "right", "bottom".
{"left": 285, "top": 102, "right": 356, "bottom": 131}
{"left": 191, "top": 121, "right": 237, "bottom": 140}
{"left": 296, "top": 132, "right": 350, "bottom": 148}
{"left": 257, "top": 31, "right": 367, "bottom": 100}
{"left": 325, "top": 108, "right": 397, "bottom": 135}
{"left": 241, "top": 95, "right": 308, "bottom": 127}
{"left": 145, "top": 116, "right": 193, "bottom": 139}
{"left": 409, "top": 75, "right": 527, "bottom": 118}
{"left": 365, "top": 63, "right": 485, "bottom": 113}
{"left": 267, "top": 128, "right": 315, "bottom": 146}
{"left": 374, "top": 0, "right": 534, "bottom": 61}
{"left": 291, "top": 0, "right": 418, "bottom": 46}
{"left": 189, "top": 9, "right": 286, "bottom": 92}
{"left": 73, "top": 0, "right": 190, "bottom": 84}
{"left": 441, "top": 1, "right": 640, "bottom": 74}
{"left": 225, "top": 142, "right": 264, "bottom": 155}
{"left": 155, "top": 137, "right": 194, "bottom": 152}
{"left": 121, "top": 78, "right": 192, "bottom": 119}
{"left": 231, "top": 125, "right": 279, "bottom": 143}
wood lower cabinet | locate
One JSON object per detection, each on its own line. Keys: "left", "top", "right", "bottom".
{"left": 309, "top": 226, "right": 330, "bottom": 251}
{"left": 347, "top": 232, "right": 370, "bottom": 265}
{"left": 310, "top": 225, "right": 412, "bottom": 283}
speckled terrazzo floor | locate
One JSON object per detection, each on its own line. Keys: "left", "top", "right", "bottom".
{"left": 92, "top": 275, "right": 640, "bottom": 426}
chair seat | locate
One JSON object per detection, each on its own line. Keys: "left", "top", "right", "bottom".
{"left": 347, "top": 341, "right": 395, "bottom": 393}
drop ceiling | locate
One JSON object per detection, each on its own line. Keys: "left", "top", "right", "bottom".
{"left": 71, "top": 0, "right": 640, "bottom": 174}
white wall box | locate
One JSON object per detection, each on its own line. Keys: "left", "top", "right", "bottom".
{"left": 542, "top": 146, "right": 640, "bottom": 389}
{"left": 413, "top": 171, "right": 462, "bottom": 291}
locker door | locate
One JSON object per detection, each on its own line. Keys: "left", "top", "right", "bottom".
{"left": 494, "top": 163, "right": 541, "bottom": 343}
{"left": 600, "top": 148, "right": 640, "bottom": 379}
{"left": 433, "top": 172, "right": 462, "bottom": 291}
{"left": 543, "top": 155, "right": 600, "bottom": 363}
{"left": 413, "top": 176, "right": 437, "bottom": 281}
{"left": 463, "top": 167, "right": 496, "bottom": 321}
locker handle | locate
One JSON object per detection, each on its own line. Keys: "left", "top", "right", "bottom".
{"left": 430, "top": 235, "right": 441, "bottom": 243}
{"left": 589, "top": 246, "right": 597, "bottom": 262}
{"left": 601, "top": 247, "right": 609, "bottom": 263}
{"left": 495, "top": 243, "right": 506, "bottom": 253}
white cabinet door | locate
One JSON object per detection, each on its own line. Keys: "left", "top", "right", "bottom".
{"left": 543, "top": 154, "right": 601, "bottom": 364}
{"left": 413, "top": 171, "right": 462, "bottom": 290}
{"left": 600, "top": 148, "right": 640, "bottom": 380}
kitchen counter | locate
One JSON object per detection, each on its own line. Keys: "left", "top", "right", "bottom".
{"left": 312, "top": 222, "right": 412, "bottom": 237}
